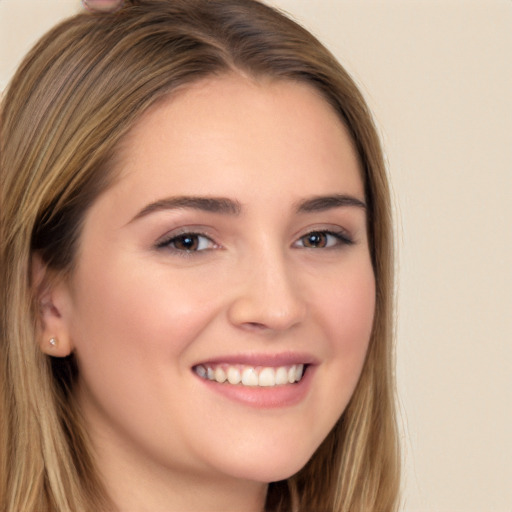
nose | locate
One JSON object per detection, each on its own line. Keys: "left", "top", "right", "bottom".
{"left": 227, "top": 249, "right": 307, "bottom": 333}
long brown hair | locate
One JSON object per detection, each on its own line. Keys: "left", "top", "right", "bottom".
{"left": 0, "top": 1, "right": 400, "bottom": 510}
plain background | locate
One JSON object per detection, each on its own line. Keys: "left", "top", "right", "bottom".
{"left": 1, "top": 1, "right": 511, "bottom": 511}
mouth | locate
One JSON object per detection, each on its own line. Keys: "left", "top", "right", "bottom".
{"left": 193, "top": 363, "right": 306, "bottom": 387}
{"left": 192, "top": 355, "right": 316, "bottom": 408}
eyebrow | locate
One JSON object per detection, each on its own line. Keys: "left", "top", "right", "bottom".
{"left": 130, "top": 193, "right": 366, "bottom": 223}
{"left": 130, "top": 196, "right": 242, "bottom": 222}
{"left": 295, "top": 194, "right": 366, "bottom": 213}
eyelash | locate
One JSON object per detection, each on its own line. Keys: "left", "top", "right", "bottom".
{"left": 156, "top": 228, "right": 353, "bottom": 255}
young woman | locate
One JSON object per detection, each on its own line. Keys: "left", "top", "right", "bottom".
{"left": 0, "top": 1, "right": 400, "bottom": 511}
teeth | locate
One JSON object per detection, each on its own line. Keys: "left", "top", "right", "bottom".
{"left": 296, "top": 364, "right": 304, "bottom": 381}
{"left": 275, "top": 366, "right": 289, "bottom": 385}
{"left": 259, "top": 367, "right": 275, "bottom": 387}
{"left": 214, "top": 366, "right": 227, "bottom": 383}
{"left": 227, "top": 366, "right": 241, "bottom": 385}
{"left": 241, "top": 367, "right": 258, "bottom": 386}
{"left": 195, "top": 365, "right": 207, "bottom": 379}
{"left": 194, "top": 363, "right": 306, "bottom": 387}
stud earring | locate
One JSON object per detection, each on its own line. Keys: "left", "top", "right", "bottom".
{"left": 49, "top": 337, "right": 57, "bottom": 348}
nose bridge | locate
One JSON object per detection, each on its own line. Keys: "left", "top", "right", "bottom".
{"left": 227, "top": 238, "right": 306, "bottom": 331}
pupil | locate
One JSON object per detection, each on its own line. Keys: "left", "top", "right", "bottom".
{"left": 307, "top": 232, "right": 325, "bottom": 247}
{"left": 176, "top": 235, "right": 197, "bottom": 250}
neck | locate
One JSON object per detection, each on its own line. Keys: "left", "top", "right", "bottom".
{"left": 109, "top": 467, "right": 268, "bottom": 512}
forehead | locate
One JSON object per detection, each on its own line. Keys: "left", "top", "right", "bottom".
{"left": 107, "top": 74, "right": 364, "bottom": 205}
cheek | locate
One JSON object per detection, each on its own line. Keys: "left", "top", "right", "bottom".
{"left": 69, "top": 256, "right": 219, "bottom": 358}
{"left": 65, "top": 259, "right": 225, "bottom": 435}
{"left": 285, "top": 261, "right": 375, "bottom": 466}
{"left": 66, "top": 258, "right": 226, "bottom": 455}
{"left": 319, "top": 263, "right": 376, "bottom": 357}
{"left": 311, "top": 259, "right": 376, "bottom": 420}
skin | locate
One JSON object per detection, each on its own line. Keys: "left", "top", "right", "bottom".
{"left": 82, "top": 0, "right": 124, "bottom": 12}
{"left": 41, "top": 75, "right": 375, "bottom": 512}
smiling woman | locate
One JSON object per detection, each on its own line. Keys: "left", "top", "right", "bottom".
{"left": 0, "top": 1, "right": 399, "bottom": 512}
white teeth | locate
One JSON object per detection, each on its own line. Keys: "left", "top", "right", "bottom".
{"left": 258, "top": 367, "right": 276, "bottom": 387}
{"left": 194, "top": 363, "right": 307, "bottom": 387}
{"left": 275, "top": 366, "right": 289, "bottom": 385}
{"left": 227, "top": 366, "right": 241, "bottom": 385}
{"left": 214, "top": 366, "right": 227, "bottom": 383}
{"left": 241, "top": 367, "right": 259, "bottom": 386}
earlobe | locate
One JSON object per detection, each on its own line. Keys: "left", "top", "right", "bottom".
{"left": 32, "top": 254, "right": 74, "bottom": 358}
{"left": 40, "top": 335, "right": 73, "bottom": 357}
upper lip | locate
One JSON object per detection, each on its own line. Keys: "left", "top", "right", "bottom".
{"left": 193, "top": 352, "right": 319, "bottom": 367}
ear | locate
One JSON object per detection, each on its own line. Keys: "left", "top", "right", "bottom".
{"left": 32, "top": 253, "right": 74, "bottom": 357}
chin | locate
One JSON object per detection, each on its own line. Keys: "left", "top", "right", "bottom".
{"left": 215, "top": 442, "right": 319, "bottom": 484}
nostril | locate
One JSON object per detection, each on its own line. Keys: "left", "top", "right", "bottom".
{"left": 244, "top": 321, "right": 268, "bottom": 331}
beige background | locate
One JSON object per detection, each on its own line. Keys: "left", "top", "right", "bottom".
{"left": 1, "top": 1, "right": 511, "bottom": 511}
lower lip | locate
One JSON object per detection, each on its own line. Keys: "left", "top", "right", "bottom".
{"left": 194, "top": 366, "right": 314, "bottom": 409}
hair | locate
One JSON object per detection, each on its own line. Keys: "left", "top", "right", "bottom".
{"left": 0, "top": 1, "right": 400, "bottom": 511}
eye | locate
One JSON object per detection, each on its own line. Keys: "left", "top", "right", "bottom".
{"left": 294, "top": 230, "right": 353, "bottom": 249}
{"left": 157, "top": 232, "right": 218, "bottom": 252}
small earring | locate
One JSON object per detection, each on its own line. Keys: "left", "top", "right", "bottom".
{"left": 49, "top": 337, "right": 57, "bottom": 348}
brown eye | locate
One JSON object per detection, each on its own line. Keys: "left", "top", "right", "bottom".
{"left": 294, "top": 230, "right": 354, "bottom": 249}
{"left": 157, "top": 232, "right": 217, "bottom": 252}
{"left": 172, "top": 234, "right": 200, "bottom": 251}
{"left": 301, "top": 232, "right": 328, "bottom": 248}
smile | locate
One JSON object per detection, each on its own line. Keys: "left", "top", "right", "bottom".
{"left": 193, "top": 363, "right": 305, "bottom": 387}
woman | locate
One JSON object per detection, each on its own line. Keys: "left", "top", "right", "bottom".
{"left": 0, "top": 1, "right": 399, "bottom": 511}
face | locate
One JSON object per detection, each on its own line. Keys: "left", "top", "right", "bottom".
{"left": 56, "top": 75, "right": 375, "bottom": 488}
